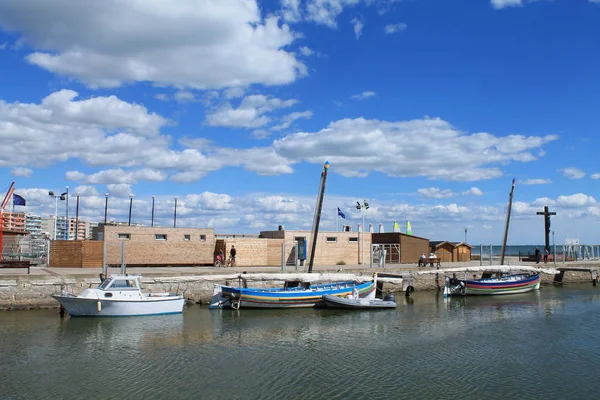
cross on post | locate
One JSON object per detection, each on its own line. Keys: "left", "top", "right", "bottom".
{"left": 536, "top": 206, "right": 556, "bottom": 253}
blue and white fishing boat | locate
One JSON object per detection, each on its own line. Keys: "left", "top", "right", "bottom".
{"left": 52, "top": 275, "right": 185, "bottom": 317}
{"left": 443, "top": 268, "right": 541, "bottom": 296}
{"left": 210, "top": 276, "right": 376, "bottom": 309}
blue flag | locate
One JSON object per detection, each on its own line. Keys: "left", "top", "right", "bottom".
{"left": 337, "top": 207, "right": 346, "bottom": 219}
{"left": 13, "top": 193, "right": 26, "bottom": 206}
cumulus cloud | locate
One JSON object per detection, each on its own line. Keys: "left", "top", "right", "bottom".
{"left": 556, "top": 193, "right": 596, "bottom": 208}
{"left": 491, "top": 0, "right": 523, "bottom": 9}
{"left": 0, "top": 0, "right": 305, "bottom": 89}
{"left": 384, "top": 23, "right": 407, "bottom": 34}
{"left": 11, "top": 167, "right": 32, "bottom": 177}
{"left": 591, "top": 173, "right": 600, "bottom": 179}
{"left": 106, "top": 183, "right": 133, "bottom": 198}
{"left": 351, "top": 91, "right": 376, "bottom": 100}
{"left": 270, "top": 110, "right": 313, "bottom": 131}
{"left": 521, "top": 178, "right": 552, "bottom": 185}
{"left": 351, "top": 17, "right": 364, "bottom": 39}
{"left": 462, "top": 187, "right": 484, "bottom": 196}
{"left": 418, "top": 187, "right": 456, "bottom": 199}
{"left": 184, "top": 192, "right": 233, "bottom": 210}
{"left": 205, "top": 94, "right": 297, "bottom": 128}
{"left": 272, "top": 117, "right": 558, "bottom": 181}
{"left": 560, "top": 167, "right": 585, "bottom": 179}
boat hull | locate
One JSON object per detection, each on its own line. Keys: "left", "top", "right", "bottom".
{"left": 219, "top": 281, "right": 376, "bottom": 309}
{"left": 52, "top": 295, "right": 185, "bottom": 317}
{"left": 445, "top": 273, "right": 541, "bottom": 296}
{"left": 321, "top": 294, "right": 397, "bottom": 309}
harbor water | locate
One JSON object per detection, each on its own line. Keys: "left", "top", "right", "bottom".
{"left": 2, "top": 285, "right": 600, "bottom": 400}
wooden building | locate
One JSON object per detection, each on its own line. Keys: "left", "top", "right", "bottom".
{"left": 430, "top": 241, "right": 472, "bottom": 262}
{"left": 371, "top": 232, "right": 430, "bottom": 264}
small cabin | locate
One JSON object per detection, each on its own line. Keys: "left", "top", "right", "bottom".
{"left": 430, "top": 241, "right": 454, "bottom": 262}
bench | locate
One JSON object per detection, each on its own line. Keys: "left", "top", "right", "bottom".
{"left": 418, "top": 258, "right": 441, "bottom": 268}
{"left": 0, "top": 260, "right": 31, "bottom": 274}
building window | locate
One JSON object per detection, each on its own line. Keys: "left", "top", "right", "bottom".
{"left": 117, "top": 233, "right": 131, "bottom": 240}
{"left": 349, "top": 237, "right": 358, "bottom": 243}
{"left": 200, "top": 235, "right": 206, "bottom": 241}
{"left": 184, "top": 234, "right": 191, "bottom": 241}
{"left": 294, "top": 236, "right": 306, "bottom": 242}
{"left": 155, "top": 234, "right": 167, "bottom": 241}
{"left": 326, "top": 237, "right": 337, "bottom": 243}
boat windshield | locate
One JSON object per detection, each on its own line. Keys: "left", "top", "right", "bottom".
{"left": 98, "top": 277, "right": 114, "bottom": 290}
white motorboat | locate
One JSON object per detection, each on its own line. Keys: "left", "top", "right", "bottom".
{"left": 322, "top": 289, "right": 397, "bottom": 309}
{"left": 52, "top": 275, "right": 185, "bottom": 317}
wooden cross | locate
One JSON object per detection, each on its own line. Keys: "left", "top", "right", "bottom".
{"left": 536, "top": 206, "right": 556, "bottom": 252}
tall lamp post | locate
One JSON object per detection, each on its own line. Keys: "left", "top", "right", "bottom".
{"left": 128, "top": 194, "right": 133, "bottom": 226}
{"left": 104, "top": 193, "right": 109, "bottom": 224}
{"left": 75, "top": 192, "right": 80, "bottom": 240}
{"left": 464, "top": 227, "right": 468, "bottom": 244}
{"left": 48, "top": 191, "right": 66, "bottom": 240}
{"left": 65, "top": 186, "right": 69, "bottom": 240}
{"left": 356, "top": 200, "right": 370, "bottom": 265}
{"left": 173, "top": 197, "right": 178, "bottom": 228}
{"left": 151, "top": 195, "right": 155, "bottom": 227}
{"left": 552, "top": 230, "right": 556, "bottom": 265}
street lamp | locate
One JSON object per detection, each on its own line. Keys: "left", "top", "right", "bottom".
{"left": 173, "top": 197, "right": 178, "bottom": 228}
{"left": 128, "top": 194, "right": 133, "bottom": 226}
{"left": 48, "top": 191, "right": 66, "bottom": 240}
{"left": 104, "top": 193, "right": 109, "bottom": 224}
{"left": 464, "top": 227, "right": 468, "bottom": 244}
{"left": 64, "top": 186, "right": 69, "bottom": 240}
{"left": 356, "top": 200, "right": 370, "bottom": 265}
{"left": 552, "top": 230, "right": 556, "bottom": 265}
{"left": 75, "top": 192, "right": 80, "bottom": 240}
{"left": 151, "top": 195, "right": 155, "bottom": 227}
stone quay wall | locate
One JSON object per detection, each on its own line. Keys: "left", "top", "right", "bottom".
{"left": 0, "top": 268, "right": 597, "bottom": 311}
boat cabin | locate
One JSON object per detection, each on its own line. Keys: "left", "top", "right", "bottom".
{"left": 98, "top": 275, "right": 141, "bottom": 291}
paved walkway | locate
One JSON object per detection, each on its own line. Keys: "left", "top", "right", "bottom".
{"left": 1, "top": 258, "right": 598, "bottom": 277}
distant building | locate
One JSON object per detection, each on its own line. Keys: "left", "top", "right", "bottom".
{"left": 1, "top": 212, "right": 26, "bottom": 232}
{"left": 25, "top": 213, "right": 43, "bottom": 235}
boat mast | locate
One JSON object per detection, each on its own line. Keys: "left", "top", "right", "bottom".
{"left": 500, "top": 178, "right": 516, "bottom": 265}
{"left": 307, "top": 161, "right": 330, "bottom": 273}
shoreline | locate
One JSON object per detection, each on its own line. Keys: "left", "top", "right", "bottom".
{"left": 1, "top": 259, "right": 599, "bottom": 311}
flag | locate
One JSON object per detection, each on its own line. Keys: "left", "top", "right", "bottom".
{"left": 406, "top": 220, "right": 412, "bottom": 235}
{"left": 368, "top": 223, "right": 374, "bottom": 233}
{"left": 337, "top": 207, "right": 346, "bottom": 219}
{"left": 393, "top": 221, "right": 400, "bottom": 233}
{"left": 13, "top": 194, "right": 26, "bottom": 206}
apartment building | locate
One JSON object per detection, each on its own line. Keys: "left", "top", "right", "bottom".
{"left": 1, "top": 212, "right": 26, "bottom": 232}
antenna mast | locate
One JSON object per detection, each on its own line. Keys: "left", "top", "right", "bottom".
{"left": 500, "top": 178, "right": 515, "bottom": 265}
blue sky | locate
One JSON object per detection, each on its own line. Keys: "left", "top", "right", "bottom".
{"left": 1, "top": 0, "right": 599, "bottom": 245}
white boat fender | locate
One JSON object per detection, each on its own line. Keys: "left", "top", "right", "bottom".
{"left": 97, "top": 301, "right": 102, "bottom": 312}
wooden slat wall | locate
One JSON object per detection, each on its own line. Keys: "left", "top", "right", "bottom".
{"left": 266, "top": 239, "right": 284, "bottom": 266}
{"left": 81, "top": 241, "right": 104, "bottom": 268}
{"left": 49, "top": 240, "right": 104, "bottom": 268}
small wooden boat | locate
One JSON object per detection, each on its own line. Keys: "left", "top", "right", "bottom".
{"left": 52, "top": 275, "right": 185, "bottom": 317}
{"left": 444, "top": 270, "right": 541, "bottom": 296}
{"left": 322, "top": 292, "right": 397, "bottom": 309}
{"left": 211, "top": 279, "right": 376, "bottom": 309}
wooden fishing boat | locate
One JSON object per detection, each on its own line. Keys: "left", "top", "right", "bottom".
{"left": 443, "top": 270, "right": 541, "bottom": 296}
{"left": 212, "top": 279, "right": 376, "bottom": 309}
{"left": 52, "top": 275, "right": 185, "bottom": 317}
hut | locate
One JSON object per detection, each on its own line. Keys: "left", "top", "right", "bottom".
{"left": 371, "top": 232, "right": 430, "bottom": 264}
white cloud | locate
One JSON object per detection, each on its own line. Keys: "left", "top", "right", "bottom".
{"left": 223, "top": 87, "right": 246, "bottom": 99}
{"left": 256, "top": 196, "right": 310, "bottom": 213}
{"left": 66, "top": 171, "right": 86, "bottom": 181}
{"left": 272, "top": 117, "right": 558, "bottom": 180}
{"left": 0, "top": 0, "right": 305, "bottom": 89}
{"left": 591, "top": 173, "right": 600, "bottom": 179}
{"left": 281, "top": 0, "right": 302, "bottom": 23}
{"left": 351, "top": 17, "right": 364, "bottom": 39}
{"left": 418, "top": 187, "right": 456, "bottom": 199}
{"left": 184, "top": 192, "right": 233, "bottom": 210}
{"left": 431, "top": 204, "right": 470, "bottom": 215}
{"left": 154, "top": 94, "right": 169, "bottom": 101}
{"left": 173, "top": 91, "right": 195, "bottom": 103}
{"left": 11, "top": 167, "right": 32, "bottom": 177}
{"left": 73, "top": 185, "right": 99, "bottom": 197}
{"left": 384, "top": 23, "right": 407, "bottom": 34}
{"left": 271, "top": 110, "right": 313, "bottom": 131}
{"left": 106, "top": 183, "right": 133, "bottom": 198}
{"left": 251, "top": 129, "right": 271, "bottom": 139}
{"left": 462, "top": 187, "right": 484, "bottom": 196}
{"left": 305, "top": 0, "right": 361, "bottom": 28}
{"left": 205, "top": 94, "right": 297, "bottom": 128}
{"left": 491, "top": 0, "right": 523, "bottom": 9}
{"left": 560, "top": 167, "right": 585, "bottom": 179}
{"left": 556, "top": 193, "right": 596, "bottom": 208}
{"left": 521, "top": 178, "right": 551, "bottom": 185}
{"left": 299, "top": 46, "right": 314, "bottom": 56}
{"left": 351, "top": 91, "right": 376, "bottom": 100}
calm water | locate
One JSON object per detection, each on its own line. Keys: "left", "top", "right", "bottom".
{"left": 2, "top": 285, "right": 600, "bottom": 400}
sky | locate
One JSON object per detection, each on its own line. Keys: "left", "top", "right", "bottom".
{"left": 1, "top": 0, "right": 600, "bottom": 245}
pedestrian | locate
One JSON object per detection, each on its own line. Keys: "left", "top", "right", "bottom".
{"left": 543, "top": 248, "right": 549, "bottom": 263}
{"left": 230, "top": 245, "right": 237, "bottom": 267}
{"left": 534, "top": 247, "right": 541, "bottom": 264}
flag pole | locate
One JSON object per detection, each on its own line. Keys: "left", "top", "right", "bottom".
{"left": 336, "top": 208, "right": 338, "bottom": 232}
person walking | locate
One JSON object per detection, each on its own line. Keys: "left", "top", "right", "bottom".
{"left": 229, "top": 245, "right": 237, "bottom": 267}
{"left": 534, "top": 247, "right": 541, "bottom": 264}
{"left": 543, "top": 248, "right": 549, "bottom": 263}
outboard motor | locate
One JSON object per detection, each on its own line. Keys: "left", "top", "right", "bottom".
{"left": 383, "top": 294, "right": 395, "bottom": 302}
